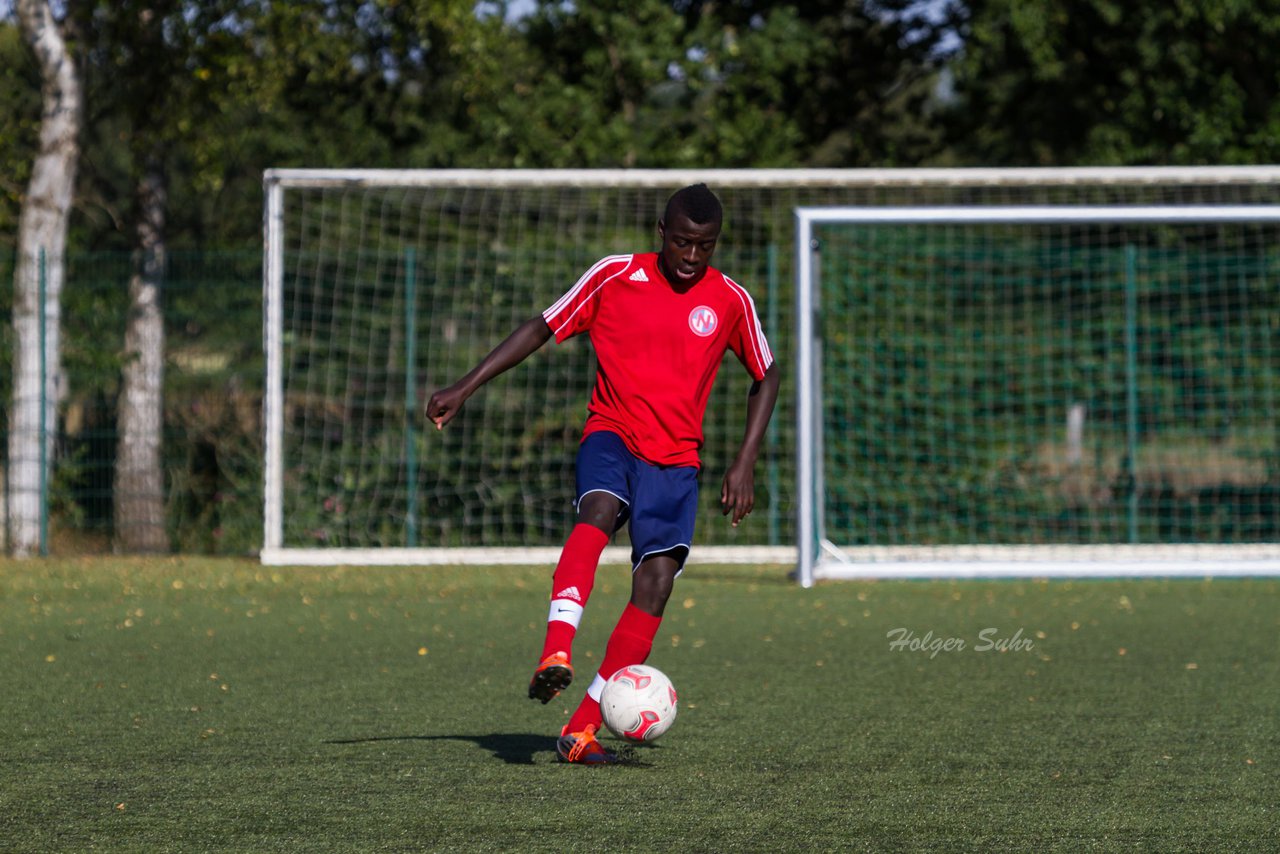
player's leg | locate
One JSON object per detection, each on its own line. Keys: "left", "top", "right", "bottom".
{"left": 529, "top": 492, "right": 621, "bottom": 703}
{"left": 530, "top": 432, "right": 630, "bottom": 704}
{"left": 630, "top": 555, "right": 679, "bottom": 616}
{"left": 555, "top": 554, "right": 677, "bottom": 766}
{"left": 561, "top": 462, "right": 696, "bottom": 745}
{"left": 560, "top": 554, "right": 678, "bottom": 741}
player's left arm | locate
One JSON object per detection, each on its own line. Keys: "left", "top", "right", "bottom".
{"left": 721, "top": 362, "right": 780, "bottom": 527}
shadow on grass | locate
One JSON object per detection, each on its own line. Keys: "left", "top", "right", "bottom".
{"left": 325, "top": 733, "right": 659, "bottom": 767}
{"left": 325, "top": 733, "right": 550, "bottom": 764}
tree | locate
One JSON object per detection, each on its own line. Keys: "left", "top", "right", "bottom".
{"left": 445, "top": 0, "right": 959, "bottom": 169}
{"left": 114, "top": 150, "right": 167, "bottom": 553}
{"left": 678, "top": 0, "right": 961, "bottom": 167}
{"left": 72, "top": 0, "right": 185, "bottom": 552}
{"left": 944, "top": 0, "right": 1280, "bottom": 165}
{"left": 8, "top": 0, "right": 81, "bottom": 556}
{"left": 73, "top": 0, "right": 351, "bottom": 549}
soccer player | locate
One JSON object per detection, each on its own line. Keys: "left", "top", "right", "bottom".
{"left": 426, "top": 184, "right": 779, "bottom": 764}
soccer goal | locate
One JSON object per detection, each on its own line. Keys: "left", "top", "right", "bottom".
{"left": 796, "top": 205, "right": 1280, "bottom": 585}
{"left": 262, "top": 168, "right": 816, "bottom": 567}
{"left": 261, "top": 167, "right": 1280, "bottom": 576}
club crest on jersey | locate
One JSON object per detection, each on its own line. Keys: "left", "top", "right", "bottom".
{"left": 688, "top": 306, "right": 718, "bottom": 337}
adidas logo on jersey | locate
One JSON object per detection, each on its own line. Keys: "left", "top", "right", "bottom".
{"left": 554, "top": 586, "right": 582, "bottom": 602}
{"left": 628, "top": 269, "right": 649, "bottom": 282}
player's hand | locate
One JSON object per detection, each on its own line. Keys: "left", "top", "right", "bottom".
{"left": 720, "top": 460, "right": 756, "bottom": 527}
{"left": 425, "top": 383, "right": 469, "bottom": 430}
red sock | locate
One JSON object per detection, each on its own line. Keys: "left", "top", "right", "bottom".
{"left": 565, "top": 603, "right": 662, "bottom": 733}
{"left": 540, "top": 524, "right": 610, "bottom": 662}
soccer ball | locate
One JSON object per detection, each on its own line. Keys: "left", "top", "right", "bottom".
{"left": 599, "top": 664, "right": 678, "bottom": 743}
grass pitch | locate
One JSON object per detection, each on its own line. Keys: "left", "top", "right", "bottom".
{"left": 2, "top": 557, "right": 1277, "bottom": 852}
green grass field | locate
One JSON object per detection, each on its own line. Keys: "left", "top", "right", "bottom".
{"left": 2, "top": 558, "right": 1277, "bottom": 852}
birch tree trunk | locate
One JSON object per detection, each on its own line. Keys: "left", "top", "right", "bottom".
{"left": 114, "top": 159, "right": 168, "bottom": 553}
{"left": 8, "top": 0, "right": 81, "bottom": 556}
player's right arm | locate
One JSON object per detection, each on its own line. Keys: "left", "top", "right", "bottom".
{"left": 425, "top": 315, "right": 552, "bottom": 430}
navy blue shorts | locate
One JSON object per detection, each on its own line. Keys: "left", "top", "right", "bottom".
{"left": 575, "top": 431, "right": 699, "bottom": 571}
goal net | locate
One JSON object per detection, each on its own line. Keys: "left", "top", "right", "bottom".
{"left": 261, "top": 168, "right": 1280, "bottom": 574}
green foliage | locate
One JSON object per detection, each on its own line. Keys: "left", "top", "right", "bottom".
{"left": 3, "top": 0, "right": 969, "bottom": 251}
{"left": 3, "top": 1, "right": 1279, "bottom": 249}
{"left": 162, "top": 251, "right": 265, "bottom": 554}
{"left": 682, "top": 0, "right": 958, "bottom": 166}
{"left": 0, "top": 21, "right": 39, "bottom": 246}
{"left": 947, "top": 0, "right": 1280, "bottom": 165}
{"left": 4, "top": 3, "right": 1280, "bottom": 554}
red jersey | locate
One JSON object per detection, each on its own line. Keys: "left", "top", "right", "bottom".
{"left": 543, "top": 253, "right": 773, "bottom": 468}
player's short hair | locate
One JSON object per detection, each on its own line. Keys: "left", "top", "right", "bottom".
{"left": 665, "top": 183, "right": 723, "bottom": 226}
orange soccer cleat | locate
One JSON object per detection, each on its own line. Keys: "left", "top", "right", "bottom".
{"left": 555, "top": 724, "right": 619, "bottom": 765}
{"left": 527, "top": 651, "right": 574, "bottom": 704}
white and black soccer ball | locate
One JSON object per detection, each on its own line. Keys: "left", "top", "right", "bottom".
{"left": 599, "top": 664, "right": 678, "bottom": 743}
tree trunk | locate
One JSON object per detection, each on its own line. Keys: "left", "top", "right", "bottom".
{"left": 114, "top": 158, "right": 169, "bottom": 553}
{"left": 8, "top": 0, "right": 81, "bottom": 556}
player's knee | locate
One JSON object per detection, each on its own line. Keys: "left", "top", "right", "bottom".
{"left": 576, "top": 492, "right": 621, "bottom": 534}
{"left": 631, "top": 557, "right": 678, "bottom": 615}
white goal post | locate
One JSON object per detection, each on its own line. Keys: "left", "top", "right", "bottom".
{"left": 261, "top": 167, "right": 1280, "bottom": 577}
{"left": 795, "top": 204, "right": 1280, "bottom": 586}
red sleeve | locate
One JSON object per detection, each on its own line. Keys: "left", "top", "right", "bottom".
{"left": 723, "top": 277, "right": 774, "bottom": 381}
{"left": 542, "top": 255, "right": 632, "bottom": 343}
